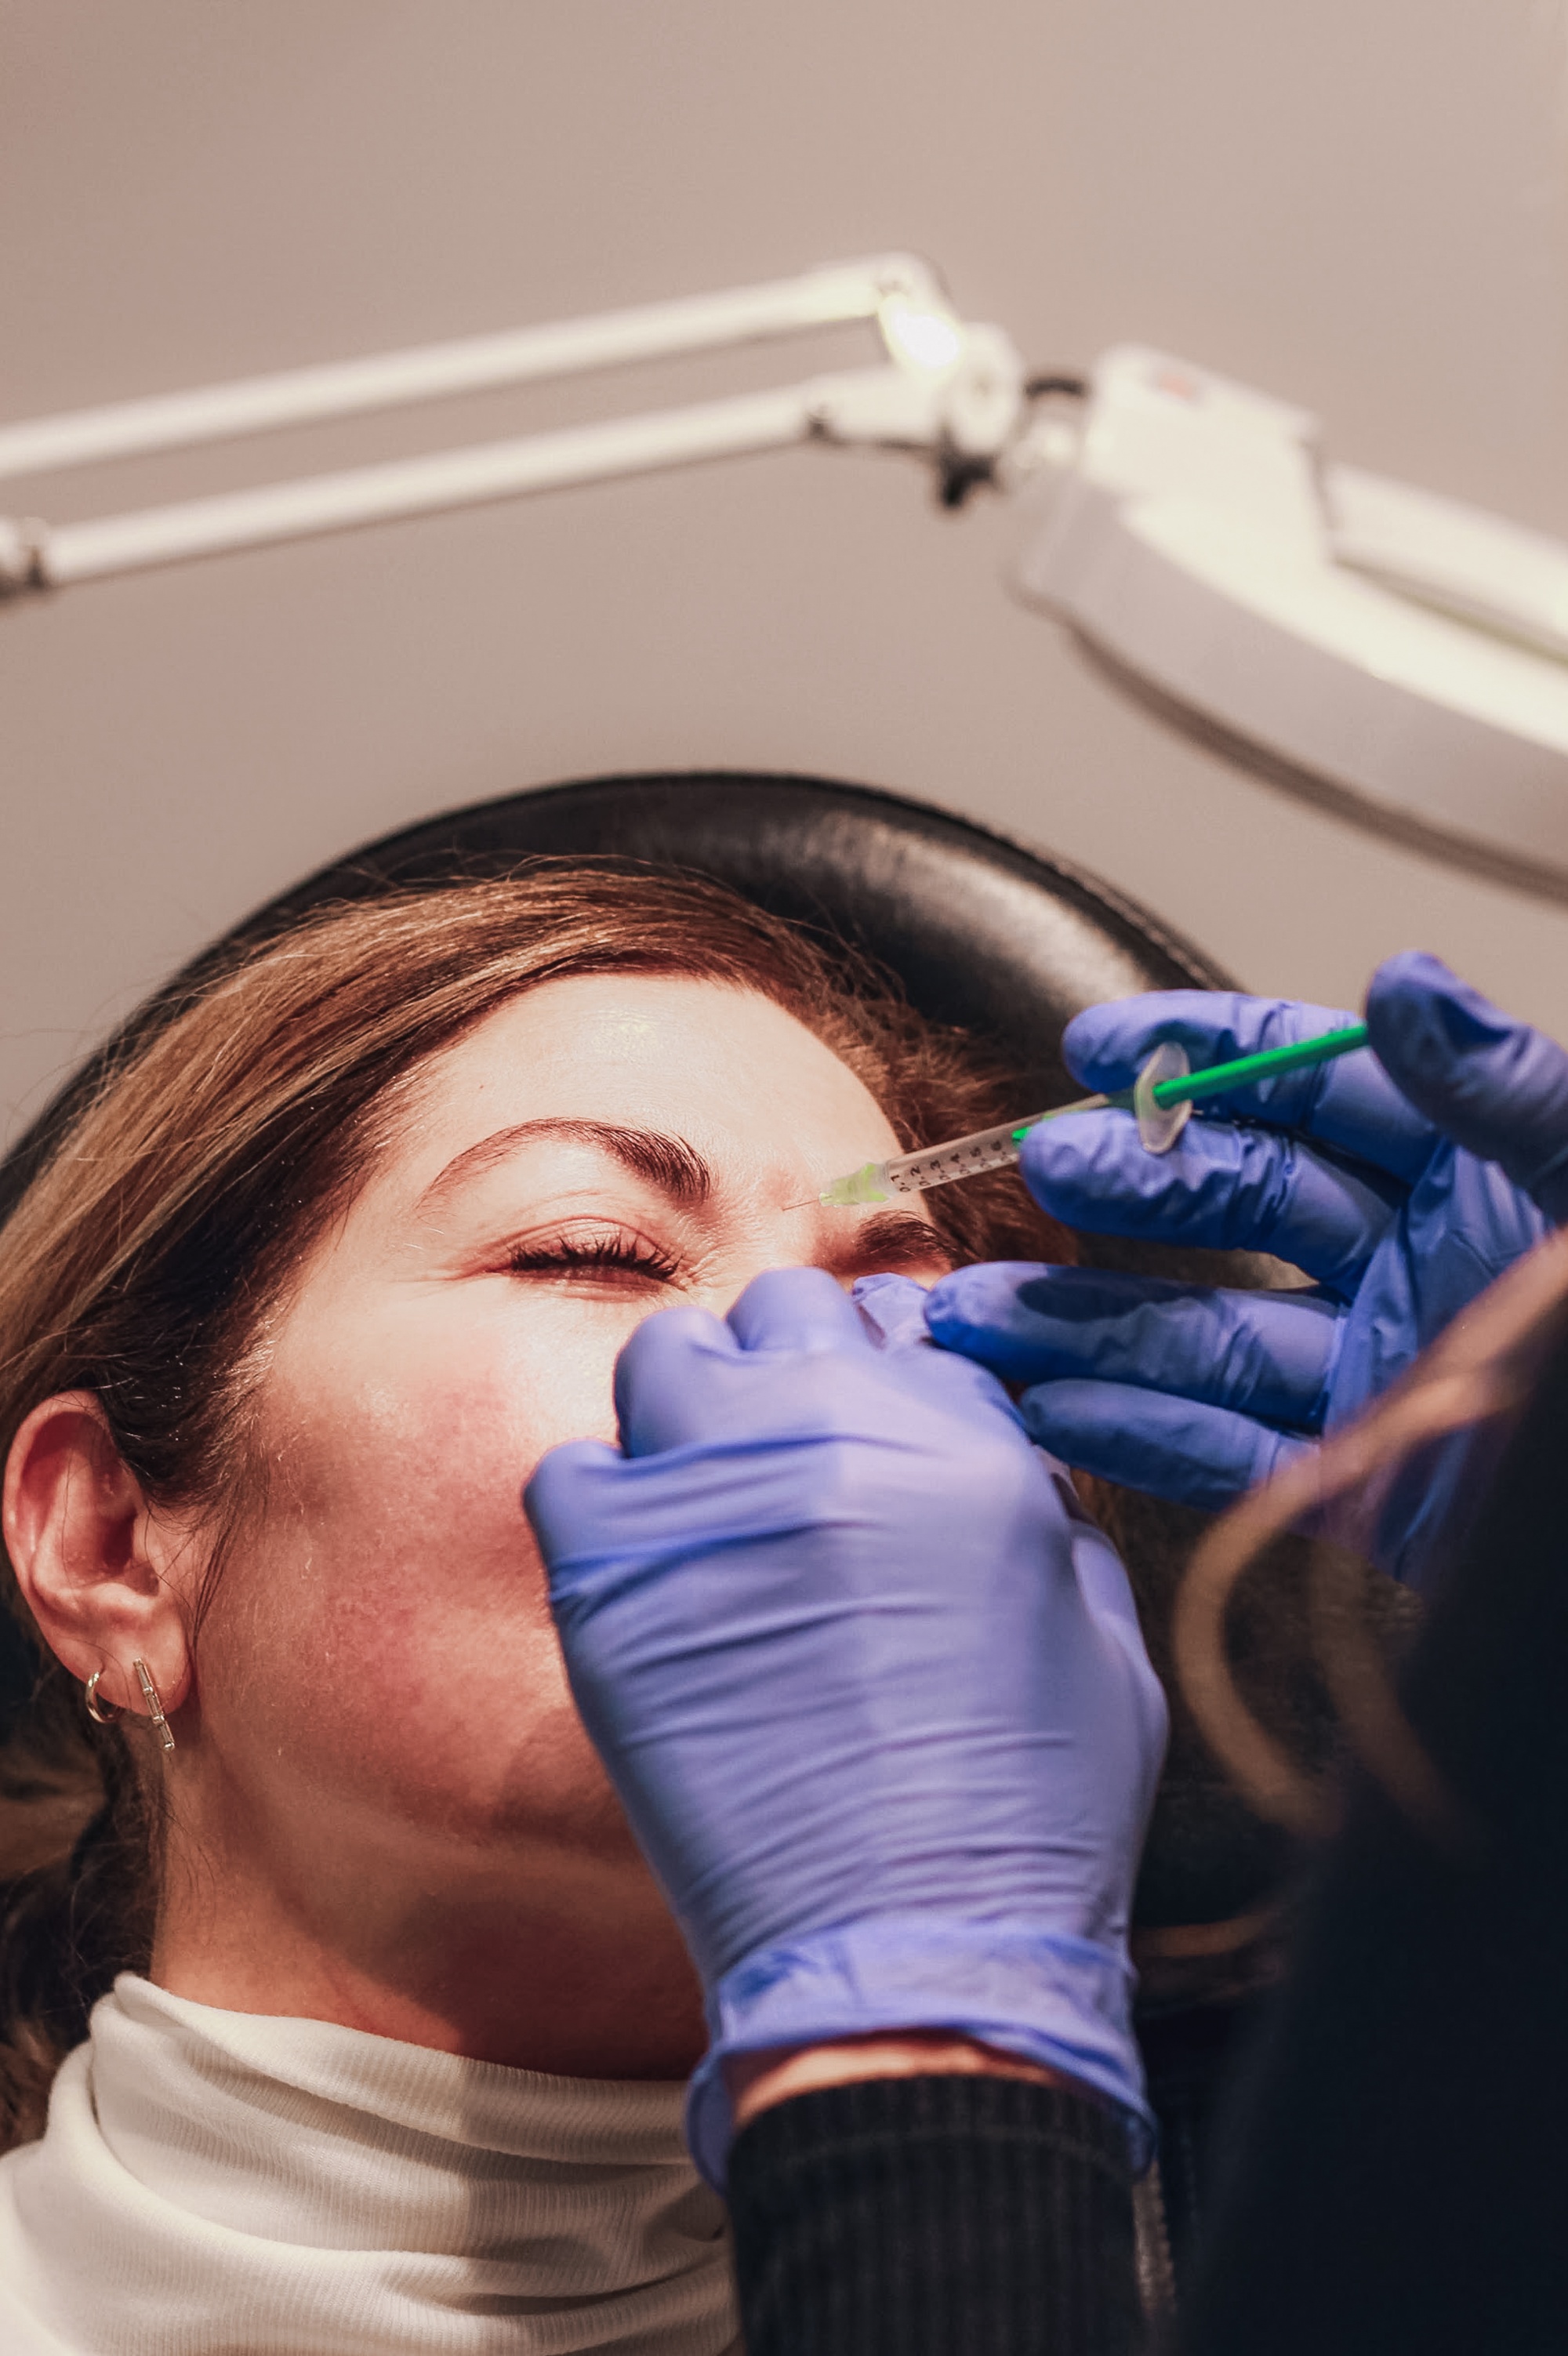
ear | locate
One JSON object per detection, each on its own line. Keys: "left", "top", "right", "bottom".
{"left": 3, "top": 1392, "right": 194, "bottom": 1730}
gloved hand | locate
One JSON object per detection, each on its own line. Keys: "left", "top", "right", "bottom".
{"left": 926, "top": 953, "right": 1568, "bottom": 1590}
{"left": 526, "top": 1265, "right": 1167, "bottom": 2187}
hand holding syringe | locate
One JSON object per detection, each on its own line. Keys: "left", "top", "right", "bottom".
{"left": 817, "top": 1022, "right": 1372, "bottom": 1207}
{"left": 896, "top": 957, "right": 1568, "bottom": 1588}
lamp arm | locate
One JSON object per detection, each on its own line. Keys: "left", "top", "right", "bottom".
{"left": 0, "top": 255, "right": 949, "bottom": 483}
{"left": 13, "top": 252, "right": 1566, "bottom": 895}
{"left": 0, "top": 256, "right": 1027, "bottom": 595}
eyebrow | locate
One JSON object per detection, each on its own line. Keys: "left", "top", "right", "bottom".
{"left": 824, "top": 1211, "right": 956, "bottom": 1280}
{"left": 418, "top": 1124, "right": 953, "bottom": 1275}
{"left": 419, "top": 1118, "right": 715, "bottom": 1211}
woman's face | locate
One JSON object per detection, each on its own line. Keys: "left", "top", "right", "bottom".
{"left": 163, "top": 973, "right": 953, "bottom": 2064}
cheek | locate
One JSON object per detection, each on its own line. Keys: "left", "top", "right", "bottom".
{"left": 195, "top": 1292, "right": 646, "bottom": 1839}
{"left": 265, "top": 1289, "right": 630, "bottom": 1573}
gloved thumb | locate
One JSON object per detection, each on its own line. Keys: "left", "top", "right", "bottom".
{"left": 1367, "top": 951, "right": 1568, "bottom": 1223}
{"left": 727, "top": 1265, "right": 871, "bottom": 1354}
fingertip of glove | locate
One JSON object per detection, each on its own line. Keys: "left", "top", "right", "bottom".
{"left": 924, "top": 1261, "right": 1054, "bottom": 1350}
{"left": 729, "top": 1265, "right": 869, "bottom": 1352}
{"left": 851, "top": 1270, "right": 932, "bottom": 1349}
{"left": 1370, "top": 948, "right": 1461, "bottom": 996}
{"left": 1060, "top": 1000, "right": 1140, "bottom": 1091}
{"left": 522, "top": 1436, "right": 621, "bottom": 1524}
{"left": 612, "top": 1301, "right": 738, "bottom": 1423}
{"left": 621, "top": 1301, "right": 733, "bottom": 1356}
{"left": 1061, "top": 989, "right": 1229, "bottom": 1091}
{"left": 1015, "top": 1112, "right": 1117, "bottom": 1210}
{"left": 1366, "top": 950, "right": 1508, "bottom": 1073}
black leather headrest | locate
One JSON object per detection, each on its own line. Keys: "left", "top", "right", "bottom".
{"left": 255, "top": 769, "right": 1236, "bottom": 1095}
{"left": 1, "top": 772, "right": 1233, "bottom": 1224}
{"left": 1, "top": 772, "right": 1231, "bottom": 1232}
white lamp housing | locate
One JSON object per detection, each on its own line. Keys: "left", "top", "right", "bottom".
{"left": 1010, "top": 347, "right": 1568, "bottom": 892}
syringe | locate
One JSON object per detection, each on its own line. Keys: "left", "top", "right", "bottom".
{"left": 817, "top": 1022, "right": 1370, "bottom": 1207}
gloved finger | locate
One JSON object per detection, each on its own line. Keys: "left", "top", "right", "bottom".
{"left": 611, "top": 1301, "right": 743, "bottom": 1456}
{"left": 1018, "top": 1109, "right": 1404, "bottom": 1296}
{"left": 851, "top": 1270, "right": 935, "bottom": 1349}
{"left": 856, "top": 1269, "right": 1035, "bottom": 1434}
{"left": 1063, "top": 991, "right": 1435, "bottom": 1184}
{"left": 1018, "top": 1378, "right": 1314, "bottom": 1514}
{"left": 1064, "top": 1510, "right": 1145, "bottom": 1646}
{"left": 927, "top": 1262, "right": 1342, "bottom": 1431}
{"left": 523, "top": 1437, "right": 627, "bottom": 1591}
{"left": 1068, "top": 1521, "right": 1171, "bottom": 1792}
{"left": 727, "top": 1264, "right": 873, "bottom": 1354}
{"left": 1367, "top": 951, "right": 1568, "bottom": 1223}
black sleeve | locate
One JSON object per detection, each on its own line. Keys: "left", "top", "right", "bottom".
{"left": 726, "top": 2072, "right": 1142, "bottom": 2356}
{"left": 1178, "top": 1330, "right": 1568, "bottom": 2356}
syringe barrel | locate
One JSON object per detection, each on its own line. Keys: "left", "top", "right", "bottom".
{"left": 882, "top": 1115, "right": 1048, "bottom": 1195}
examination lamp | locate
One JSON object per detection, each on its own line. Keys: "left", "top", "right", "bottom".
{"left": 4, "top": 252, "right": 1566, "bottom": 893}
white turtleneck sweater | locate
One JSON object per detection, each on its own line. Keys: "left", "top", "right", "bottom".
{"left": 0, "top": 1975, "right": 741, "bottom": 2356}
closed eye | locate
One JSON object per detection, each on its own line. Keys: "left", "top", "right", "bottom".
{"left": 505, "top": 1227, "right": 681, "bottom": 1287}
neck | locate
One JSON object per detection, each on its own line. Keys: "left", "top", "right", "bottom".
{"left": 151, "top": 1781, "right": 706, "bottom": 2079}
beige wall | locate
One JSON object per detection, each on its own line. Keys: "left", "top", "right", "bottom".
{"left": 3, "top": 0, "right": 1567, "bottom": 1146}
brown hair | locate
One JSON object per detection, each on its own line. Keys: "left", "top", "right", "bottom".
{"left": 1172, "top": 1225, "right": 1568, "bottom": 1846}
{"left": 0, "top": 862, "right": 1069, "bottom": 2145}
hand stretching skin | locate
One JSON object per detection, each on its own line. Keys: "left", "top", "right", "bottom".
{"left": 925, "top": 953, "right": 1568, "bottom": 1589}
{"left": 527, "top": 1265, "right": 1167, "bottom": 2185}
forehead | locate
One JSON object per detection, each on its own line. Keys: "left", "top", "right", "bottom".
{"left": 391, "top": 970, "right": 901, "bottom": 1178}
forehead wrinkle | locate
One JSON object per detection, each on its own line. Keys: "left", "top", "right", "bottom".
{"left": 417, "top": 1118, "right": 715, "bottom": 1212}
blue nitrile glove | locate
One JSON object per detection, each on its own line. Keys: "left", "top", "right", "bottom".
{"left": 926, "top": 953, "right": 1568, "bottom": 1590}
{"left": 525, "top": 1265, "right": 1167, "bottom": 2188}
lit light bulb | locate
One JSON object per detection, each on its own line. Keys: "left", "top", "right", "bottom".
{"left": 878, "top": 296, "right": 964, "bottom": 376}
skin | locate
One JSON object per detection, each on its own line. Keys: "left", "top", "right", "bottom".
{"left": 5, "top": 973, "right": 982, "bottom": 2082}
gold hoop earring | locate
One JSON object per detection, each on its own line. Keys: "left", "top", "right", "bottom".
{"left": 133, "top": 1659, "right": 176, "bottom": 1754}
{"left": 84, "top": 1666, "right": 119, "bottom": 1726}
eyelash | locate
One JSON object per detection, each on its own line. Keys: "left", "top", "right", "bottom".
{"left": 505, "top": 1228, "right": 681, "bottom": 1285}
